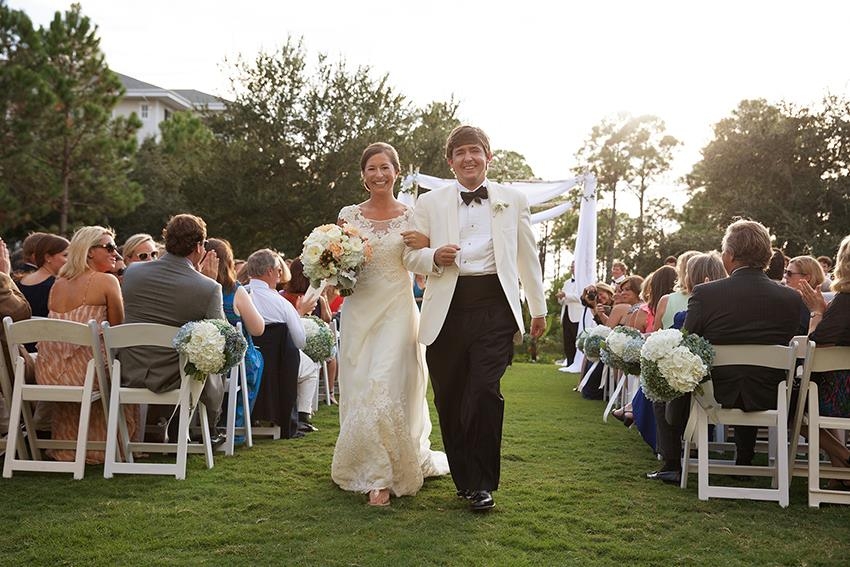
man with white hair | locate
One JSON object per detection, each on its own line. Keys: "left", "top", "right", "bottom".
{"left": 244, "top": 249, "right": 319, "bottom": 438}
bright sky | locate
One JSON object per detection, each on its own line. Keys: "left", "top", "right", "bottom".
{"left": 14, "top": 0, "right": 850, "bottom": 212}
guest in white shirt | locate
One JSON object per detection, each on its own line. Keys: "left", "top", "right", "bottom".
{"left": 556, "top": 261, "right": 582, "bottom": 367}
{"left": 610, "top": 260, "right": 628, "bottom": 286}
{"left": 244, "top": 249, "right": 320, "bottom": 433}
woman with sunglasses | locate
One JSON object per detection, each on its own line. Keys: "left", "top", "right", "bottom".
{"left": 34, "top": 226, "right": 136, "bottom": 463}
{"left": 122, "top": 233, "right": 159, "bottom": 266}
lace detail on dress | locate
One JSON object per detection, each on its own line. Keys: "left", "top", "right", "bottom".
{"left": 338, "top": 205, "right": 412, "bottom": 285}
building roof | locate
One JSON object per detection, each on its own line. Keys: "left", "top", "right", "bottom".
{"left": 173, "top": 89, "right": 227, "bottom": 110}
{"left": 115, "top": 72, "right": 228, "bottom": 111}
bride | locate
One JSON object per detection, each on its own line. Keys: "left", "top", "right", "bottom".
{"left": 331, "top": 142, "right": 450, "bottom": 506}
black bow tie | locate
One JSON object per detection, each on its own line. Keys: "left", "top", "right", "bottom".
{"left": 461, "top": 186, "right": 488, "bottom": 206}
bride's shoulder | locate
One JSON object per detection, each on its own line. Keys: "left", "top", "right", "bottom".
{"left": 338, "top": 203, "right": 362, "bottom": 222}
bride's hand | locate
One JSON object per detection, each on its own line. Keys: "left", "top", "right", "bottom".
{"left": 400, "top": 230, "right": 429, "bottom": 249}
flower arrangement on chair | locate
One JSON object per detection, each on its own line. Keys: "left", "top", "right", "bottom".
{"left": 600, "top": 325, "right": 645, "bottom": 376}
{"left": 576, "top": 325, "right": 611, "bottom": 361}
{"left": 301, "top": 224, "right": 372, "bottom": 296}
{"left": 173, "top": 319, "right": 248, "bottom": 382}
{"left": 639, "top": 328, "right": 715, "bottom": 402}
{"left": 301, "top": 315, "right": 335, "bottom": 363}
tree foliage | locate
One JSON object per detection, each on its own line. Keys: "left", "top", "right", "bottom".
{"left": 679, "top": 97, "right": 850, "bottom": 257}
{"left": 0, "top": 2, "right": 140, "bottom": 236}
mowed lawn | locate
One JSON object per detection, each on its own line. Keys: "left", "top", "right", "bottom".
{"left": 1, "top": 363, "right": 849, "bottom": 566}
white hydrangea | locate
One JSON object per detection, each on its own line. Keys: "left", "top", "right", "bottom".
{"left": 656, "top": 345, "right": 706, "bottom": 393}
{"left": 606, "top": 330, "right": 630, "bottom": 356}
{"left": 641, "top": 329, "right": 684, "bottom": 362}
{"left": 182, "top": 321, "right": 226, "bottom": 374}
{"left": 590, "top": 325, "right": 611, "bottom": 338}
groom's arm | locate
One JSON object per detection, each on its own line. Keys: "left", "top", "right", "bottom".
{"left": 514, "top": 191, "right": 547, "bottom": 322}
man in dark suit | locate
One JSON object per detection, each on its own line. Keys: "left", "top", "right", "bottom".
{"left": 119, "top": 214, "right": 226, "bottom": 445}
{"left": 648, "top": 219, "right": 807, "bottom": 483}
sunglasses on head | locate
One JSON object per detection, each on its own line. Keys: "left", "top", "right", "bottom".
{"left": 91, "top": 243, "right": 118, "bottom": 254}
{"left": 137, "top": 251, "right": 158, "bottom": 260}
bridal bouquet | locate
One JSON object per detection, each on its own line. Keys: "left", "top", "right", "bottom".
{"left": 173, "top": 319, "right": 248, "bottom": 382}
{"left": 301, "top": 224, "right": 372, "bottom": 296}
{"left": 302, "top": 315, "right": 335, "bottom": 363}
{"left": 600, "top": 325, "right": 644, "bottom": 376}
{"left": 577, "top": 325, "right": 611, "bottom": 361}
{"left": 639, "top": 329, "right": 714, "bottom": 402}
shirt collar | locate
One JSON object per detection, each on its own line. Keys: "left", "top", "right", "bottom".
{"left": 455, "top": 179, "right": 489, "bottom": 204}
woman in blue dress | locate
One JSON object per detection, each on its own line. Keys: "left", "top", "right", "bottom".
{"left": 207, "top": 238, "right": 265, "bottom": 442}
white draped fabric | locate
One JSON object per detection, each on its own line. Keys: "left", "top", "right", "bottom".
{"left": 573, "top": 176, "right": 598, "bottom": 331}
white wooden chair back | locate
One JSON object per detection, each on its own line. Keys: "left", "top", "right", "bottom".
{"left": 219, "top": 322, "right": 252, "bottom": 456}
{"left": 2, "top": 316, "right": 103, "bottom": 479}
{"left": 799, "top": 344, "right": 850, "bottom": 507}
{"left": 101, "top": 322, "right": 213, "bottom": 479}
{"left": 680, "top": 338, "right": 802, "bottom": 507}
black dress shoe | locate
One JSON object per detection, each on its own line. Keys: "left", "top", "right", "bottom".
{"left": 646, "top": 469, "right": 681, "bottom": 484}
{"left": 298, "top": 422, "right": 319, "bottom": 433}
{"left": 469, "top": 490, "right": 495, "bottom": 512}
{"left": 210, "top": 433, "right": 227, "bottom": 449}
{"left": 456, "top": 489, "right": 473, "bottom": 500}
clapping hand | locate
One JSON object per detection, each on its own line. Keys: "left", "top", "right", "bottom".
{"left": 296, "top": 293, "right": 319, "bottom": 317}
{"left": 797, "top": 279, "right": 828, "bottom": 314}
{"left": 199, "top": 249, "right": 219, "bottom": 278}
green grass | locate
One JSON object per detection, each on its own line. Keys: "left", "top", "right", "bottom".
{"left": 2, "top": 363, "right": 849, "bottom": 566}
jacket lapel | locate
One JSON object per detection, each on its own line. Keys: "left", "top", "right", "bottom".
{"left": 445, "top": 186, "right": 460, "bottom": 245}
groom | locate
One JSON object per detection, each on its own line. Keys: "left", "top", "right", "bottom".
{"left": 403, "top": 125, "right": 547, "bottom": 512}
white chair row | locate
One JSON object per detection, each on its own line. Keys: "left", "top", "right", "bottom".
{"left": 1, "top": 317, "right": 256, "bottom": 480}
{"left": 680, "top": 338, "right": 850, "bottom": 507}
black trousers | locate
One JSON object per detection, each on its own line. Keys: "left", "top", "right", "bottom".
{"left": 426, "top": 275, "right": 517, "bottom": 493}
{"left": 561, "top": 315, "right": 578, "bottom": 364}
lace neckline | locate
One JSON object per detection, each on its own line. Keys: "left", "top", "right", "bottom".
{"left": 355, "top": 204, "right": 409, "bottom": 223}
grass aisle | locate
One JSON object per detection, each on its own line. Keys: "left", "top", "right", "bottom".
{"left": 1, "top": 363, "right": 849, "bottom": 566}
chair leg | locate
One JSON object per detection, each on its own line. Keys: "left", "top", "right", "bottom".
{"left": 3, "top": 372, "right": 26, "bottom": 478}
{"left": 199, "top": 403, "right": 214, "bottom": 469}
{"left": 73, "top": 369, "right": 97, "bottom": 480}
{"left": 323, "top": 360, "right": 331, "bottom": 406}
{"left": 239, "top": 361, "right": 252, "bottom": 448}
{"left": 223, "top": 370, "right": 237, "bottom": 456}
{"left": 104, "top": 384, "right": 120, "bottom": 479}
{"left": 697, "top": 408, "right": 710, "bottom": 501}
{"left": 808, "top": 383, "right": 821, "bottom": 508}
{"left": 176, "top": 393, "right": 190, "bottom": 480}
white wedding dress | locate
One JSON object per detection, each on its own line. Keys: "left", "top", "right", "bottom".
{"left": 331, "top": 205, "right": 450, "bottom": 496}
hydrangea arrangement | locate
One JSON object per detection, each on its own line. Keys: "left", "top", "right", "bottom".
{"left": 301, "top": 224, "right": 372, "bottom": 296}
{"left": 173, "top": 319, "right": 248, "bottom": 382}
{"left": 578, "top": 325, "right": 611, "bottom": 361}
{"left": 639, "top": 328, "right": 715, "bottom": 402}
{"left": 600, "top": 325, "right": 645, "bottom": 376}
{"left": 302, "top": 315, "right": 335, "bottom": 363}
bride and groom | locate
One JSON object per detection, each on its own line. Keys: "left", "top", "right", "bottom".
{"left": 331, "top": 126, "right": 547, "bottom": 511}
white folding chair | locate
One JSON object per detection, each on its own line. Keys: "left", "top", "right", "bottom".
{"left": 680, "top": 339, "right": 801, "bottom": 507}
{"left": 3, "top": 316, "right": 106, "bottom": 479}
{"left": 0, "top": 335, "right": 30, "bottom": 462}
{"left": 798, "top": 344, "right": 850, "bottom": 507}
{"left": 219, "top": 322, "right": 253, "bottom": 455}
{"left": 101, "top": 322, "right": 213, "bottom": 479}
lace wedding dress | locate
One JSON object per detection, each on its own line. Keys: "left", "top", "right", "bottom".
{"left": 331, "top": 205, "right": 449, "bottom": 496}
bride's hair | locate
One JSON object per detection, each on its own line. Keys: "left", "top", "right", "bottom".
{"left": 360, "top": 142, "right": 400, "bottom": 174}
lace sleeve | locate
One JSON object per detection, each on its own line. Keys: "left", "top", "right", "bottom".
{"left": 338, "top": 205, "right": 357, "bottom": 226}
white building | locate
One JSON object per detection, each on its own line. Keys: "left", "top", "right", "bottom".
{"left": 113, "top": 73, "right": 226, "bottom": 144}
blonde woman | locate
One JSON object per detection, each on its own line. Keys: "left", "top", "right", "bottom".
{"left": 35, "top": 226, "right": 134, "bottom": 463}
{"left": 122, "top": 233, "right": 159, "bottom": 266}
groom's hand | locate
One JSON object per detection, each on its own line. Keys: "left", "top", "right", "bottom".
{"left": 434, "top": 245, "right": 461, "bottom": 267}
{"left": 530, "top": 316, "right": 546, "bottom": 338}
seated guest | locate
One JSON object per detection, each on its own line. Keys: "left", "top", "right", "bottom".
{"left": 11, "top": 231, "right": 47, "bottom": 279}
{"left": 794, "top": 236, "right": 850, "bottom": 481}
{"left": 604, "top": 276, "right": 645, "bottom": 329}
{"left": 122, "top": 233, "right": 159, "bottom": 267}
{"left": 0, "top": 238, "right": 33, "bottom": 433}
{"left": 649, "top": 219, "right": 807, "bottom": 484}
{"left": 244, "top": 249, "right": 319, "bottom": 436}
{"left": 765, "top": 247, "right": 787, "bottom": 282}
{"left": 17, "top": 233, "right": 69, "bottom": 352}
{"left": 652, "top": 251, "right": 700, "bottom": 333}
{"left": 35, "top": 226, "right": 132, "bottom": 463}
{"left": 206, "top": 238, "right": 265, "bottom": 443}
{"left": 119, "top": 214, "right": 226, "bottom": 447}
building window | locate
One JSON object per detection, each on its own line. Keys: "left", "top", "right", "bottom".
{"left": 140, "top": 104, "right": 149, "bottom": 119}
{"left": 164, "top": 109, "right": 171, "bottom": 121}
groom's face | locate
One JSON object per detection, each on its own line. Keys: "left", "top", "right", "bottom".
{"left": 448, "top": 143, "right": 491, "bottom": 190}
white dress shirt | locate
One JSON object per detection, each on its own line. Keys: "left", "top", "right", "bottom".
{"left": 457, "top": 181, "right": 497, "bottom": 276}
{"left": 245, "top": 278, "right": 306, "bottom": 348}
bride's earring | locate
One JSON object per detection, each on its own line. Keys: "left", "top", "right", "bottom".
{"left": 361, "top": 178, "right": 370, "bottom": 192}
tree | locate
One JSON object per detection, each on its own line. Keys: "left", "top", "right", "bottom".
{"left": 576, "top": 113, "right": 679, "bottom": 277}
{"left": 0, "top": 3, "right": 141, "bottom": 236}
{"left": 488, "top": 150, "right": 536, "bottom": 182}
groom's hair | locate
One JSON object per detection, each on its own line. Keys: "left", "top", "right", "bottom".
{"left": 445, "top": 125, "right": 491, "bottom": 159}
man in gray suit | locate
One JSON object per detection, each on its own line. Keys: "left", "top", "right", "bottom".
{"left": 119, "top": 214, "right": 226, "bottom": 444}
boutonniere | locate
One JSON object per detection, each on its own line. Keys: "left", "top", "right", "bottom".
{"left": 493, "top": 200, "right": 509, "bottom": 214}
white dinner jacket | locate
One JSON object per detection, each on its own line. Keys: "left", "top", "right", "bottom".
{"left": 403, "top": 182, "right": 547, "bottom": 346}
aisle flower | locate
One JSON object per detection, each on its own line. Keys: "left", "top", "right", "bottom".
{"left": 639, "top": 329, "right": 714, "bottom": 402}
{"left": 301, "top": 224, "right": 372, "bottom": 296}
{"left": 577, "top": 325, "right": 611, "bottom": 361}
{"left": 302, "top": 315, "right": 335, "bottom": 363}
{"left": 600, "top": 325, "right": 644, "bottom": 375}
{"left": 173, "top": 319, "right": 248, "bottom": 382}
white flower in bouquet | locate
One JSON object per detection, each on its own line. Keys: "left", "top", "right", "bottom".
{"left": 639, "top": 329, "right": 714, "bottom": 402}
{"left": 174, "top": 319, "right": 248, "bottom": 382}
{"left": 301, "top": 224, "right": 372, "bottom": 296}
{"left": 600, "top": 326, "right": 644, "bottom": 375}
{"left": 606, "top": 330, "right": 630, "bottom": 357}
{"left": 302, "top": 315, "right": 335, "bottom": 363}
{"left": 640, "top": 329, "right": 683, "bottom": 362}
